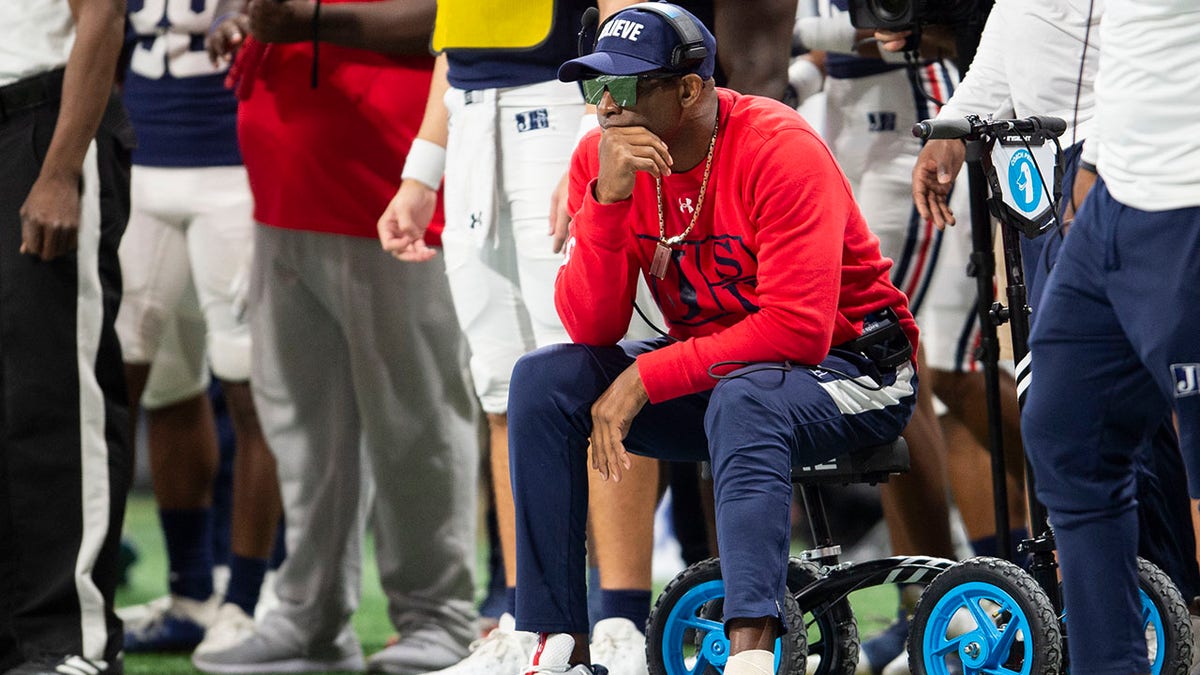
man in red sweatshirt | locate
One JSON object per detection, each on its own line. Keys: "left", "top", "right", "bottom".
{"left": 507, "top": 4, "right": 919, "bottom": 675}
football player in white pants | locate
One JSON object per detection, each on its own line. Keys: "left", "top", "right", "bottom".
{"left": 116, "top": 0, "right": 281, "bottom": 655}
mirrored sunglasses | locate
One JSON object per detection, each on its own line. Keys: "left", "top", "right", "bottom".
{"left": 581, "top": 73, "right": 677, "bottom": 107}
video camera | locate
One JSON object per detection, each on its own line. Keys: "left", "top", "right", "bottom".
{"left": 848, "top": 0, "right": 985, "bottom": 31}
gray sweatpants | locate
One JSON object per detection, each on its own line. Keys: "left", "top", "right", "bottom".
{"left": 248, "top": 225, "right": 480, "bottom": 649}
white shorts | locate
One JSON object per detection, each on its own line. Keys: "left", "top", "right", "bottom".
{"left": 116, "top": 165, "right": 254, "bottom": 407}
{"left": 442, "top": 80, "right": 582, "bottom": 414}
{"left": 824, "top": 62, "right": 979, "bottom": 372}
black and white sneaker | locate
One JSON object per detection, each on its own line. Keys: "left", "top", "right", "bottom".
{"left": 7, "top": 655, "right": 121, "bottom": 675}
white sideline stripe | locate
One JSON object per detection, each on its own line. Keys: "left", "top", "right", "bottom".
{"left": 818, "top": 362, "right": 916, "bottom": 416}
{"left": 74, "top": 141, "right": 111, "bottom": 660}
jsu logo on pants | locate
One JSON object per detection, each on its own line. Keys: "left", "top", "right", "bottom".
{"left": 516, "top": 109, "right": 550, "bottom": 132}
{"left": 1173, "top": 363, "right": 1200, "bottom": 398}
{"left": 867, "top": 112, "right": 896, "bottom": 132}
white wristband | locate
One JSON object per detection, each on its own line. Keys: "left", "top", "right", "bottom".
{"left": 794, "top": 16, "right": 858, "bottom": 55}
{"left": 576, "top": 112, "right": 601, "bottom": 144}
{"left": 787, "top": 58, "right": 824, "bottom": 105}
{"left": 401, "top": 138, "right": 446, "bottom": 191}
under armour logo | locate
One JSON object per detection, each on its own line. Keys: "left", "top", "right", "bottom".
{"left": 1173, "top": 363, "right": 1200, "bottom": 397}
{"left": 678, "top": 197, "right": 695, "bottom": 214}
{"left": 468, "top": 212, "right": 482, "bottom": 229}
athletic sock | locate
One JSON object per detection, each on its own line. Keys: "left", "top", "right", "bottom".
{"left": 599, "top": 589, "right": 652, "bottom": 633}
{"left": 225, "top": 554, "right": 268, "bottom": 616}
{"left": 160, "top": 508, "right": 215, "bottom": 601}
{"left": 506, "top": 587, "right": 517, "bottom": 618}
{"left": 725, "top": 649, "right": 775, "bottom": 675}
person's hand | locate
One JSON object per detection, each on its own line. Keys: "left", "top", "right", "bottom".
{"left": 20, "top": 172, "right": 80, "bottom": 261}
{"left": 912, "top": 138, "right": 966, "bottom": 229}
{"left": 874, "top": 29, "right": 911, "bottom": 52}
{"left": 549, "top": 170, "right": 571, "bottom": 254}
{"left": 1062, "top": 164, "right": 1098, "bottom": 236}
{"left": 246, "top": 0, "right": 313, "bottom": 44}
{"left": 595, "top": 126, "right": 673, "bottom": 204}
{"left": 207, "top": 12, "right": 250, "bottom": 66}
{"left": 589, "top": 363, "right": 649, "bottom": 483}
{"left": 872, "top": 27, "right": 954, "bottom": 58}
{"left": 378, "top": 180, "right": 438, "bottom": 262}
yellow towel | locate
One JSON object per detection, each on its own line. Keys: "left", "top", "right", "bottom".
{"left": 432, "top": 0, "right": 556, "bottom": 51}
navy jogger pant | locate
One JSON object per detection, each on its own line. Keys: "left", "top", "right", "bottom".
{"left": 1022, "top": 146, "right": 1200, "bottom": 602}
{"left": 1023, "top": 180, "right": 1200, "bottom": 675}
{"left": 509, "top": 337, "right": 917, "bottom": 635}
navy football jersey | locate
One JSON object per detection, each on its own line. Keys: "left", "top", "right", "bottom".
{"left": 124, "top": 0, "right": 240, "bottom": 167}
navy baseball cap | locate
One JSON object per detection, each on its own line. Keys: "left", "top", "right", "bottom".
{"left": 558, "top": 2, "right": 716, "bottom": 82}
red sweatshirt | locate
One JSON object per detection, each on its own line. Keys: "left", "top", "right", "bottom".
{"left": 234, "top": 3, "right": 443, "bottom": 242}
{"left": 557, "top": 88, "right": 918, "bottom": 404}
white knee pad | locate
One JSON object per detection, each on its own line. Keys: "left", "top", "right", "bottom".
{"left": 141, "top": 312, "right": 211, "bottom": 410}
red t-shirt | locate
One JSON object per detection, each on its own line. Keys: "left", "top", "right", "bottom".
{"left": 558, "top": 88, "right": 918, "bottom": 403}
{"left": 236, "top": 9, "right": 443, "bottom": 242}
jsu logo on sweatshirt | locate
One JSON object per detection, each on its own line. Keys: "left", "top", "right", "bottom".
{"left": 599, "top": 19, "right": 645, "bottom": 41}
{"left": 641, "top": 234, "right": 758, "bottom": 327}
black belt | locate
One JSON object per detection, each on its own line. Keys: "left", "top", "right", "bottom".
{"left": 0, "top": 68, "right": 65, "bottom": 123}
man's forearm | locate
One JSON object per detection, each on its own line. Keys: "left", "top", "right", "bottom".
{"left": 318, "top": 0, "right": 436, "bottom": 56}
{"left": 44, "top": 0, "right": 125, "bottom": 182}
{"left": 413, "top": 54, "right": 450, "bottom": 146}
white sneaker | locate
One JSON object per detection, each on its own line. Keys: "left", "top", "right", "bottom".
{"left": 880, "top": 651, "right": 910, "bottom": 675}
{"left": 418, "top": 614, "right": 535, "bottom": 675}
{"left": 589, "top": 618, "right": 648, "bottom": 675}
{"left": 195, "top": 603, "right": 257, "bottom": 656}
{"left": 122, "top": 594, "right": 221, "bottom": 653}
{"left": 366, "top": 625, "right": 467, "bottom": 674}
{"left": 116, "top": 594, "right": 172, "bottom": 624}
{"left": 191, "top": 620, "right": 364, "bottom": 674}
{"left": 523, "top": 633, "right": 604, "bottom": 675}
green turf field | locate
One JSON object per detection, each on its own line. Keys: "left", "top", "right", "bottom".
{"left": 118, "top": 492, "right": 897, "bottom": 674}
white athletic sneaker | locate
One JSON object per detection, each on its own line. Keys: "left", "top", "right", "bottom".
{"left": 191, "top": 620, "right": 364, "bottom": 674}
{"left": 194, "top": 603, "right": 257, "bottom": 656}
{"left": 417, "top": 613, "right": 535, "bottom": 675}
{"left": 122, "top": 594, "right": 221, "bottom": 653}
{"left": 589, "top": 618, "right": 648, "bottom": 675}
{"left": 116, "top": 594, "right": 172, "bottom": 624}
{"left": 879, "top": 651, "right": 911, "bottom": 675}
{"left": 523, "top": 633, "right": 608, "bottom": 675}
{"left": 366, "top": 625, "right": 467, "bottom": 674}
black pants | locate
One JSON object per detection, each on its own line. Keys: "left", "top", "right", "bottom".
{"left": 0, "top": 80, "right": 134, "bottom": 669}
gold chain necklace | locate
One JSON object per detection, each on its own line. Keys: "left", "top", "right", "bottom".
{"left": 650, "top": 117, "right": 719, "bottom": 280}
